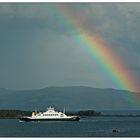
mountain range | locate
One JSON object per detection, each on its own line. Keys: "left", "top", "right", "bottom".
{"left": 0, "top": 86, "right": 139, "bottom": 111}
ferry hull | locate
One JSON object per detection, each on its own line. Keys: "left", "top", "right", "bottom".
{"left": 19, "top": 116, "right": 80, "bottom": 122}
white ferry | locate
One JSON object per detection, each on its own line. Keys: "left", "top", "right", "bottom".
{"left": 19, "top": 106, "right": 80, "bottom": 121}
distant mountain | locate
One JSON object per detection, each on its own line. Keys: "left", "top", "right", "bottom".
{"left": 0, "top": 86, "right": 139, "bottom": 110}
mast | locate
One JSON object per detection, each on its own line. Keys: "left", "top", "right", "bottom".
{"left": 63, "top": 107, "right": 65, "bottom": 114}
{"left": 35, "top": 107, "right": 37, "bottom": 113}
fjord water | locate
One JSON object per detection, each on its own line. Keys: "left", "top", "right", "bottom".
{"left": 0, "top": 116, "right": 140, "bottom": 137}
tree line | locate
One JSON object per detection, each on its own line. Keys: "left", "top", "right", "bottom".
{"left": 0, "top": 109, "right": 102, "bottom": 119}
{"left": 0, "top": 110, "right": 32, "bottom": 119}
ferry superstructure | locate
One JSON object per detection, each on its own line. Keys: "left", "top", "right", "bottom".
{"left": 19, "top": 106, "right": 80, "bottom": 121}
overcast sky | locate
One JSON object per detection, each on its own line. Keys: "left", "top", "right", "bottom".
{"left": 0, "top": 3, "right": 140, "bottom": 90}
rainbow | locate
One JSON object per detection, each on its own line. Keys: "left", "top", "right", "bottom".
{"left": 51, "top": 4, "right": 140, "bottom": 107}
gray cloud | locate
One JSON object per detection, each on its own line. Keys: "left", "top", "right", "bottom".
{"left": 0, "top": 3, "right": 140, "bottom": 89}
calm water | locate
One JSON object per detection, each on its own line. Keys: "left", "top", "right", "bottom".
{"left": 0, "top": 116, "right": 140, "bottom": 137}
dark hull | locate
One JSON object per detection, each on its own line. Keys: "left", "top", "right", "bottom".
{"left": 19, "top": 116, "right": 80, "bottom": 122}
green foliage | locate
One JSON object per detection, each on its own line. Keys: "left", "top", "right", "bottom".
{"left": 66, "top": 110, "right": 102, "bottom": 116}
{"left": 78, "top": 110, "right": 102, "bottom": 116}
{"left": 0, "top": 109, "right": 102, "bottom": 118}
{"left": 0, "top": 110, "right": 32, "bottom": 119}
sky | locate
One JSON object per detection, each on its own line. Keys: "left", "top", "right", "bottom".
{"left": 0, "top": 3, "right": 140, "bottom": 90}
